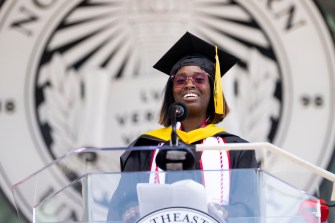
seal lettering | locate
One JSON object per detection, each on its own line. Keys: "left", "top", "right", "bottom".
{"left": 10, "top": 6, "right": 38, "bottom": 36}
{"left": 266, "top": 0, "right": 305, "bottom": 31}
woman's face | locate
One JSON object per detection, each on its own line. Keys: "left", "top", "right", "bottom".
{"left": 172, "top": 65, "right": 211, "bottom": 117}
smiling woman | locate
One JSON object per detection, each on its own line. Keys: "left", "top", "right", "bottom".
{"left": 107, "top": 31, "right": 258, "bottom": 223}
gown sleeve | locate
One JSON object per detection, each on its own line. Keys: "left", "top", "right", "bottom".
{"left": 107, "top": 136, "right": 157, "bottom": 222}
{"left": 220, "top": 133, "right": 260, "bottom": 219}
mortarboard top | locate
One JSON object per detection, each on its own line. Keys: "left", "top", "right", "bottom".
{"left": 153, "top": 31, "right": 239, "bottom": 77}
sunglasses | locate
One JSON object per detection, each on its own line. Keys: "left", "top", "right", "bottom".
{"left": 171, "top": 73, "right": 211, "bottom": 87}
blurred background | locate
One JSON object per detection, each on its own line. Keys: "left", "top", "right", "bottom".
{"left": 0, "top": 0, "right": 335, "bottom": 222}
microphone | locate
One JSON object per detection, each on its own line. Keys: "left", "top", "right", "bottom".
{"left": 168, "top": 102, "right": 188, "bottom": 122}
{"left": 168, "top": 102, "right": 188, "bottom": 146}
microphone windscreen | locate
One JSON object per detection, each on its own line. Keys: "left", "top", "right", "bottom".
{"left": 168, "top": 102, "right": 188, "bottom": 122}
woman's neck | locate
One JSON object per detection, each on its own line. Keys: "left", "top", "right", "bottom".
{"left": 181, "top": 116, "right": 207, "bottom": 132}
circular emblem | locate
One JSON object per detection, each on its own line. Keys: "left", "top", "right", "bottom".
{"left": 0, "top": 0, "right": 334, "bottom": 221}
{"left": 137, "top": 207, "right": 219, "bottom": 223}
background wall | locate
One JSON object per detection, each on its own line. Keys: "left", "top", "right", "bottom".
{"left": 0, "top": 0, "right": 335, "bottom": 222}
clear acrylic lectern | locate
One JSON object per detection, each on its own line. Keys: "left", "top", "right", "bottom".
{"left": 12, "top": 143, "right": 335, "bottom": 223}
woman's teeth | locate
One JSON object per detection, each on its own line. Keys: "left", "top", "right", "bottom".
{"left": 183, "top": 93, "right": 198, "bottom": 98}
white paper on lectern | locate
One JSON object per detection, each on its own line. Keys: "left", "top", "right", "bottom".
{"left": 137, "top": 180, "right": 208, "bottom": 217}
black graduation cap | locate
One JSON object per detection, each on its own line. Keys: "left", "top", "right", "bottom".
{"left": 153, "top": 31, "right": 239, "bottom": 77}
{"left": 153, "top": 31, "right": 239, "bottom": 115}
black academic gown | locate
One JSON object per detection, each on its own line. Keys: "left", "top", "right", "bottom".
{"left": 107, "top": 131, "right": 259, "bottom": 222}
{"left": 122, "top": 131, "right": 257, "bottom": 171}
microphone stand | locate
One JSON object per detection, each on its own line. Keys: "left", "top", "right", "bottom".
{"left": 155, "top": 103, "right": 195, "bottom": 171}
{"left": 170, "top": 105, "right": 179, "bottom": 146}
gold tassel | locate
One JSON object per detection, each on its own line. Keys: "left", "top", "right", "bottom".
{"left": 214, "top": 46, "right": 224, "bottom": 115}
